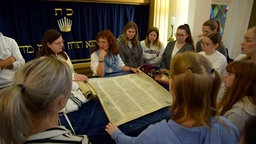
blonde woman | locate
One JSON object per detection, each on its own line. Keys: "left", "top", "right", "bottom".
{"left": 239, "top": 26, "right": 256, "bottom": 61}
{"left": 117, "top": 21, "right": 143, "bottom": 68}
{"left": 0, "top": 57, "right": 90, "bottom": 143}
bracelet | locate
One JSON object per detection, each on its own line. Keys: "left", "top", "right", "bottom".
{"left": 99, "top": 60, "right": 104, "bottom": 63}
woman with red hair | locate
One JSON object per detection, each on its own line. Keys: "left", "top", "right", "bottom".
{"left": 90, "top": 29, "right": 138, "bottom": 77}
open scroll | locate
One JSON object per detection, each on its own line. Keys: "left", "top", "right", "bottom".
{"left": 78, "top": 72, "right": 172, "bottom": 126}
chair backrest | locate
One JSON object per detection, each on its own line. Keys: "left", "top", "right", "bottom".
{"left": 226, "top": 48, "right": 234, "bottom": 63}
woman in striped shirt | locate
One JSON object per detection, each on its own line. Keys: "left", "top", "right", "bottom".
{"left": 0, "top": 57, "right": 90, "bottom": 144}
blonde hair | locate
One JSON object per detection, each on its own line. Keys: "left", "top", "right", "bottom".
{"left": 170, "top": 52, "right": 221, "bottom": 126}
{"left": 119, "top": 21, "right": 140, "bottom": 46}
{"left": 0, "top": 56, "right": 72, "bottom": 144}
{"left": 144, "top": 27, "right": 162, "bottom": 49}
{"left": 251, "top": 26, "right": 256, "bottom": 38}
{"left": 240, "top": 26, "right": 256, "bottom": 60}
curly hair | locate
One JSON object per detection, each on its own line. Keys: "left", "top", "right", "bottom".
{"left": 91, "top": 29, "right": 119, "bottom": 55}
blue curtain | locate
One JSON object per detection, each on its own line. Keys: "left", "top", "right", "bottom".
{"left": 0, "top": 0, "right": 149, "bottom": 62}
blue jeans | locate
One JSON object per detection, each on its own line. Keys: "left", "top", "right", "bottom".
{"left": 59, "top": 100, "right": 171, "bottom": 144}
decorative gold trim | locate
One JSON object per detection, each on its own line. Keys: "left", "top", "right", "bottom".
{"left": 44, "top": 0, "right": 150, "bottom": 5}
{"left": 71, "top": 58, "right": 91, "bottom": 63}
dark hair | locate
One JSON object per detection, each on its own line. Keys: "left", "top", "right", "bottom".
{"left": 119, "top": 21, "right": 139, "bottom": 46}
{"left": 242, "top": 116, "right": 256, "bottom": 144}
{"left": 203, "top": 19, "right": 221, "bottom": 33}
{"left": 177, "top": 24, "right": 195, "bottom": 49}
{"left": 206, "top": 32, "right": 222, "bottom": 45}
{"left": 36, "top": 29, "right": 67, "bottom": 60}
{"left": 91, "top": 29, "right": 119, "bottom": 55}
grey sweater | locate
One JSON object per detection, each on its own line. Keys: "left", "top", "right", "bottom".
{"left": 117, "top": 39, "right": 143, "bottom": 68}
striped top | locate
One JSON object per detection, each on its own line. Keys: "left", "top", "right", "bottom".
{"left": 25, "top": 126, "right": 90, "bottom": 144}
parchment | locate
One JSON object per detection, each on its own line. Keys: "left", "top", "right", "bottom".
{"left": 86, "top": 72, "right": 172, "bottom": 126}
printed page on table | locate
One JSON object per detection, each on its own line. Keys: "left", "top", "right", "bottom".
{"left": 88, "top": 72, "right": 173, "bottom": 126}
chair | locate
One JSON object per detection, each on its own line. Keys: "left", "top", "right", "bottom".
{"left": 226, "top": 48, "right": 234, "bottom": 63}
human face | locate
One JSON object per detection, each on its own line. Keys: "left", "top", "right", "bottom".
{"left": 201, "top": 37, "right": 218, "bottom": 55}
{"left": 175, "top": 29, "right": 188, "bottom": 43}
{"left": 148, "top": 31, "right": 157, "bottom": 42}
{"left": 126, "top": 28, "right": 136, "bottom": 40}
{"left": 47, "top": 36, "right": 64, "bottom": 54}
{"left": 241, "top": 28, "right": 256, "bottom": 56}
{"left": 202, "top": 25, "right": 214, "bottom": 36}
{"left": 224, "top": 72, "right": 235, "bottom": 88}
{"left": 97, "top": 37, "right": 109, "bottom": 51}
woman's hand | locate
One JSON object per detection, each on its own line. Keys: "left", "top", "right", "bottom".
{"left": 130, "top": 67, "right": 139, "bottom": 74}
{"left": 99, "top": 49, "right": 107, "bottom": 60}
{"left": 74, "top": 73, "right": 89, "bottom": 82}
{"left": 105, "top": 122, "right": 119, "bottom": 135}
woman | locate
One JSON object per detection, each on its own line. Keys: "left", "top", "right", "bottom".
{"left": 240, "top": 26, "right": 256, "bottom": 61}
{"left": 105, "top": 52, "right": 239, "bottom": 144}
{"left": 37, "top": 29, "right": 88, "bottom": 82}
{"left": 0, "top": 57, "right": 90, "bottom": 143}
{"left": 140, "top": 27, "right": 164, "bottom": 67}
{"left": 161, "top": 24, "right": 194, "bottom": 69}
{"left": 218, "top": 60, "right": 256, "bottom": 134}
{"left": 199, "top": 32, "right": 227, "bottom": 78}
{"left": 196, "top": 19, "right": 227, "bottom": 58}
{"left": 90, "top": 29, "right": 138, "bottom": 77}
{"left": 117, "top": 21, "right": 143, "bottom": 68}
{"left": 37, "top": 29, "right": 89, "bottom": 113}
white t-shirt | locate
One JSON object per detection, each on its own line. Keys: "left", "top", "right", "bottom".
{"left": 199, "top": 51, "right": 227, "bottom": 78}
{"left": 171, "top": 42, "right": 179, "bottom": 58}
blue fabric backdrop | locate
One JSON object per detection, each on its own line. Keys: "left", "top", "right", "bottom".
{"left": 0, "top": 0, "right": 149, "bottom": 62}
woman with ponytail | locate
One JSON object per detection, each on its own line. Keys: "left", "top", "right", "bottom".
{"left": 0, "top": 57, "right": 90, "bottom": 144}
{"left": 105, "top": 52, "right": 239, "bottom": 144}
{"left": 196, "top": 19, "right": 227, "bottom": 59}
{"left": 161, "top": 24, "right": 195, "bottom": 70}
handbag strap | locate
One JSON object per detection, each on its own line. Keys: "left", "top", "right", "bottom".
{"left": 61, "top": 108, "right": 76, "bottom": 135}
